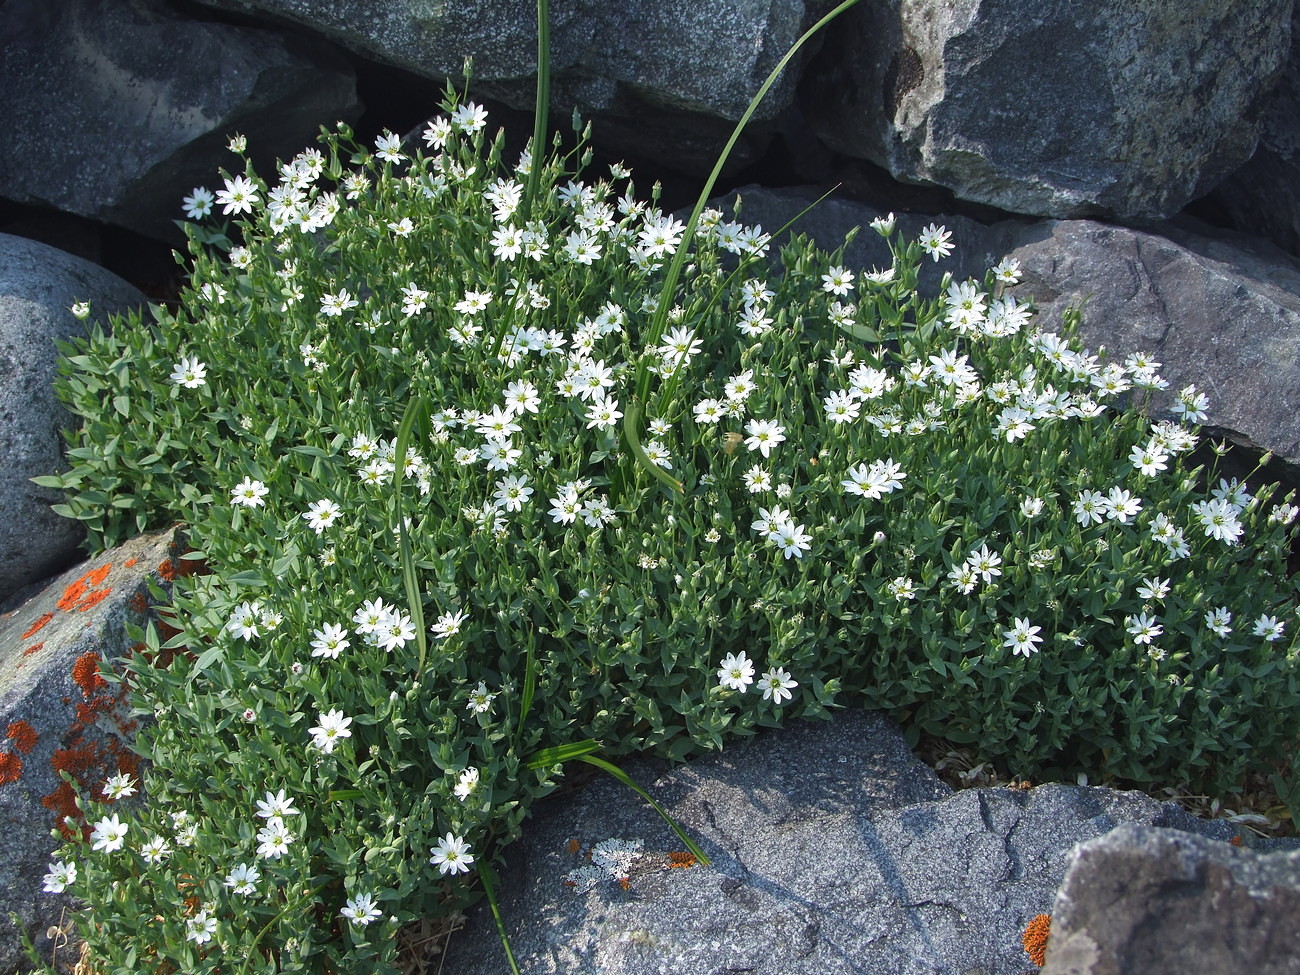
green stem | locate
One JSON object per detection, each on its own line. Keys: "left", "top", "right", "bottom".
{"left": 525, "top": 0, "right": 551, "bottom": 221}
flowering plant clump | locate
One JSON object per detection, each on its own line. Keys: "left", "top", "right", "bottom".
{"left": 34, "top": 82, "right": 1300, "bottom": 972}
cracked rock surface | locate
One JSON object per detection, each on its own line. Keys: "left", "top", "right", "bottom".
{"left": 441, "top": 712, "right": 1271, "bottom": 975}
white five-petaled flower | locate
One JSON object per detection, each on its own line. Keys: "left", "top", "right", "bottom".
{"left": 186, "top": 907, "right": 217, "bottom": 945}
{"left": 182, "top": 187, "right": 215, "bottom": 220}
{"left": 455, "top": 766, "right": 480, "bottom": 801}
{"left": 431, "top": 609, "right": 469, "bottom": 640}
{"left": 1002, "top": 618, "right": 1043, "bottom": 657}
{"left": 717, "top": 651, "right": 755, "bottom": 692}
{"left": 91, "top": 814, "right": 129, "bottom": 853}
{"left": 757, "top": 667, "right": 799, "bottom": 703}
{"left": 341, "top": 892, "right": 385, "bottom": 926}
{"left": 255, "top": 789, "right": 301, "bottom": 819}
{"left": 256, "top": 816, "right": 294, "bottom": 859}
{"left": 225, "top": 862, "right": 261, "bottom": 895}
{"left": 169, "top": 356, "right": 207, "bottom": 388}
{"left": 430, "top": 832, "right": 475, "bottom": 875}
{"left": 918, "top": 223, "right": 953, "bottom": 261}
{"left": 42, "top": 860, "right": 77, "bottom": 893}
{"left": 310, "top": 622, "right": 351, "bottom": 659}
{"left": 744, "top": 419, "right": 786, "bottom": 458}
{"left": 216, "top": 175, "right": 259, "bottom": 215}
{"left": 308, "top": 708, "right": 353, "bottom": 754}
{"left": 230, "top": 477, "right": 269, "bottom": 508}
{"left": 103, "top": 772, "right": 137, "bottom": 801}
{"left": 821, "top": 266, "right": 855, "bottom": 295}
{"left": 1126, "top": 613, "right": 1164, "bottom": 646}
{"left": 302, "top": 498, "right": 342, "bottom": 533}
{"left": 1253, "top": 614, "right": 1286, "bottom": 642}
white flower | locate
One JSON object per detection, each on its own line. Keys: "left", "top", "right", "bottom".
{"left": 772, "top": 521, "right": 812, "bottom": 559}
{"left": 230, "top": 477, "right": 269, "bottom": 508}
{"left": 224, "top": 862, "right": 260, "bottom": 895}
{"left": 965, "top": 544, "right": 1003, "bottom": 584}
{"left": 1136, "top": 577, "right": 1170, "bottom": 601}
{"left": 493, "top": 474, "right": 534, "bottom": 511}
{"left": 308, "top": 709, "right": 353, "bottom": 753}
{"left": 182, "top": 187, "right": 215, "bottom": 220}
{"left": 1126, "top": 613, "right": 1164, "bottom": 646}
{"left": 103, "top": 772, "right": 137, "bottom": 801}
{"left": 255, "top": 790, "right": 299, "bottom": 821}
{"left": 216, "top": 175, "right": 259, "bottom": 215}
{"left": 454, "top": 767, "right": 480, "bottom": 801}
{"left": 255, "top": 816, "right": 294, "bottom": 859}
{"left": 466, "top": 681, "right": 496, "bottom": 715}
{"left": 138, "top": 834, "right": 171, "bottom": 865}
{"left": 374, "top": 130, "right": 405, "bottom": 163}
{"left": 70, "top": 301, "right": 91, "bottom": 320}
{"left": 1192, "top": 498, "right": 1244, "bottom": 543}
{"left": 1253, "top": 615, "right": 1285, "bottom": 642}
{"left": 352, "top": 597, "right": 393, "bottom": 636}
{"left": 186, "top": 908, "right": 217, "bottom": 945}
{"left": 42, "top": 860, "right": 76, "bottom": 894}
{"left": 1205, "top": 607, "right": 1233, "bottom": 638}
{"left": 757, "top": 667, "right": 799, "bottom": 704}
{"left": 377, "top": 611, "right": 416, "bottom": 652}
{"left": 169, "top": 356, "right": 207, "bottom": 388}
{"left": 716, "top": 651, "right": 754, "bottom": 692}
{"left": 869, "top": 212, "right": 896, "bottom": 236}
{"left": 310, "top": 622, "right": 350, "bottom": 659}
{"left": 302, "top": 498, "right": 342, "bottom": 533}
{"left": 1003, "top": 618, "right": 1043, "bottom": 657}
{"left": 91, "top": 814, "right": 129, "bottom": 853}
{"left": 431, "top": 609, "right": 469, "bottom": 640}
{"left": 918, "top": 223, "right": 953, "bottom": 261}
{"left": 430, "top": 832, "right": 475, "bottom": 875}
{"left": 341, "top": 892, "right": 384, "bottom": 926}
{"left": 821, "top": 266, "right": 855, "bottom": 295}
{"left": 744, "top": 419, "right": 786, "bottom": 458}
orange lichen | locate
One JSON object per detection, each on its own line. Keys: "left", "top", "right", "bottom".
{"left": 157, "top": 558, "right": 177, "bottom": 582}
{"left": 22, "top": 642, "right": 44, "bottom": 657}
{"left": 21, "top": 613, "right": 53, "bottom": 639}
{"left": 124, "top": 559, "right": 137, "bottom": 568}
{"left": 1230, "top": 835, "right": 1244, "bottom": 847}
{"left": 58, "top": 564, "right": 113, "bottom": 613}
{"left": 0, "top": 751, "right": 21, "bottom": 785}
{"left": 6, "top": 721, "right": 37, "bottom": 754}
{"left": 72, "top": 653, "right": 107, "bottom": 694}
{"left": 1022, "top": 914, "right": 1051, "bottom": 968}
{"left": 567, "top": 838, "right": 582, "bottom": 854}
{"left": 128, "top": 591, "right": 150, "bottom": 614}
{"left": 667, "top": 851, "right": 698, "bottom": 869}
{"left": 617, "top": 877, "right": 631, "bottom": 891}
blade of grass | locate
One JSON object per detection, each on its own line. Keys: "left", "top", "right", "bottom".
{"left": 477, "top": 861, "right": 521, "bottom": 975}
{"left": 394, "top": 395, "right": 430, "bottom": 672}
{"left": 580, "top": 755, "right": 711, "bottom": 866}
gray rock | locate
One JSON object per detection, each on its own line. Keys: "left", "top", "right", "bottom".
{"left": 713, "top": 186, "right": 1300, "bottom": 478}
{"left": 198, "top": 0, "right": 820, "bottom": 173}
{"left": 801, "top": 0, "right": 1290, "bottom": 220}
{"left": 440, "top": 712, "right": 1259, "bottom": 975}
{"left": 0, "top": 234, "right": 146, "bottom": 606}
{"left": 1041, "top": 823, "right": 1300, "bottom": 975}
{"left": 0, "top": 527, "right": 181, "bottom": 975}
{"left": 0, "top": 0, "right": 359, "bottom": 241}
{"left": 1208, "top": 3, "right": 1300, "bottom": 257}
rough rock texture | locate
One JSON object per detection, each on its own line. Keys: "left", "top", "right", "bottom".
{"left": 801, "top": 0, "right": 1290, "bottom": 220}
{"left": 0, "top": 0, "right": 359, "bottom": 241}
{"left": 0, "top": 528, "right": 183, "bottom": 975}
{"left": 1041, "top": 824, "right": 1300, "bottom": 975}
{"left": 717, "top": 186, "right": 1300, "bottom": 478}
{"left": 1208, "top": 3, "right": 1300, "bottom": 258}
{"left": 440, "top": 712, "right": 1275, "bottom": 975}
{"left": 198, "top": 0, "right": 820, "bottom": 173}
{"left": 0, "top": 234, "right": 146, "bottom": 607}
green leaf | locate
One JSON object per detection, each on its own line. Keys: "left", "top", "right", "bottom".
{"left": 524, "top": 739, "right": 601, "bottom": 769}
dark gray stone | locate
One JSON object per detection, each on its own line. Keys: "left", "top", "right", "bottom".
{"left": 0, "top": 234, "right": 146, "bottom": 606}
{"left": 0, "top": 528, "right": 180, "bottom": 975}
{"left": 801, "top": 0, "right": 1290, "bottom": 221}
{"left": 1041, "top": 824, "right": 1300, "bottom": 975}
{"left": 712, "top": 186, "right": 1300, "bottom": 478}
{"left": 440, "top": 713, "right": 1261, "bottom": 975}
{"left": 1207, "top": 3, "right": 1300, "bottom": 258}
{"left": 0, "top": 0, "right": 359, "bottom": 241}
{"left": 197, "top": 0, "right": 821, "bottom": 174}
